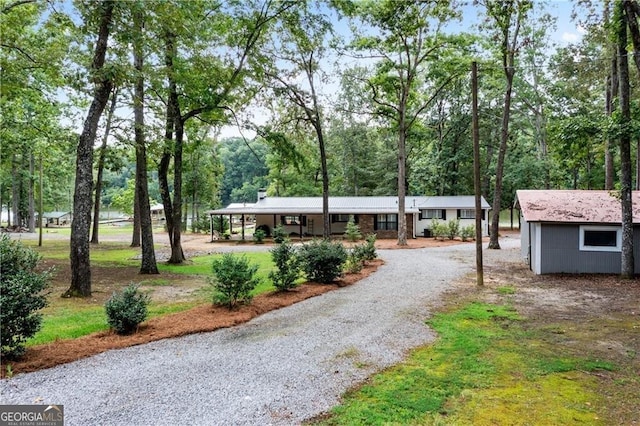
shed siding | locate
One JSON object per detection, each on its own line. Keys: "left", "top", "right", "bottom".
{"left": 633, "top": 227, "right": 640, "bottom": 274}
{"left": 540, "top": 224, "right": 620, "bottom": 274}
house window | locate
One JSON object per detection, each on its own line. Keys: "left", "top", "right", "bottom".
{"left": 458, "top": 209, "right": 476, "bottom": 219}
{"left": 457, "top": 209, "right": 486, "bottom": 220}
{"left": 281, "top": 215, "right": 305, "bottom": 226}
{"left": 375, "top": 214, "right": 398, "bottom": 231}
{"left": 332, "top": 214, "right": 351, "bottom": 223}
{"left": 579, "top": 226, "right": 621, "bottom": 252}
{"left": 421, "top": 209, "right": 443, "bottom": 219}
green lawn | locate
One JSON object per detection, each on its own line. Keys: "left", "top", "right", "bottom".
{"left": 316, "top": 303, "right": 609, "bottom": 425}
{"left": 27, "top": 244, "right": 277, "bottom": 346}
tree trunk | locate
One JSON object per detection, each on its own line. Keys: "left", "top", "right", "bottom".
{"left": 159, "top": 30, "right": 176, "bottom": 249}
{"left": 605, "top": 0, "right": 617, "bottom": 190}
{"left": 91, "top": 87, "right": 118, "bottom": 244}
{"left": 472, "top": 61, "right": 484, "bottom": 286}
{"left": 397, "top": 115, "right": 408, "bottom": 246}
{"left": 169, "top": 114, "right": 186, "bottom": 264}
{"left": 11, "top": 153, "right": 20, "bottom": 228}
{"left": 618, "top": 1, "right": 634, "bottom": 278}
{"left": 488, "top": 68, "right": 515, "bottom": 249}
{"left": 28, "top": 152, "right": 35, "bottom": 232}
{"left": 38, "top": 157, "right": 43, "bottom": 246}
{"left": 65, "top": 0, "right": 115, "bottom": 298}
{"left": 133, "top": 9, "right": 158, "bottom": 274}
{"left": 131, "top": 179, "right": 141, "bottom": 247}
{"left": 624, "top": 0, "right": 640, "bottom": 77}
{"left": 307, "top": 71, "right": 331, "bottom": 239}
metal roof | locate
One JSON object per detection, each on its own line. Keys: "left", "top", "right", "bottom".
{"left": 517, "top": 189, "right": 640, "bottom": 224}
{"left": 207, "top": 195, "right": 490, "bottom": 215}
{"left": 42, "top": 211, "right": 71, "bottom": 218}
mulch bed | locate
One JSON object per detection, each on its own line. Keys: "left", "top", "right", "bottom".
{"left": 1, "top": 259, "right": 383, "bottom": 377}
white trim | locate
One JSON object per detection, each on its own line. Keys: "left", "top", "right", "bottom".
{"left": 534, "top": 223, "right": 542, "bottom": 274}
{"left": 579, "top": 225, "right": 622, "bottom": 252}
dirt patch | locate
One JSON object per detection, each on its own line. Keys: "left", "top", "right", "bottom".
{"left": 2, "top": 259, "right": 383, "bottom": 377}
{"left": 448, "top": 260, "right": 640, "bottom": 424}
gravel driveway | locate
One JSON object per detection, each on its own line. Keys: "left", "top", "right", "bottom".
{"left": 1, "top": 238, "right": 520, "bottom": 425}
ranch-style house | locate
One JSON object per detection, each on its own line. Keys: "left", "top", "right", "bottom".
{"left": 208, "top": 190, "right": 490, "bottom": 240}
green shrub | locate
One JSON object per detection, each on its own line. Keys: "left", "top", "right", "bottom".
{"left": 269, "top": 239, "right": 302, "bottom": 291}
{"left": 461, "top": 224, "right": 476, "bottom": 241}
{"left": 299, "top": 239, "right": 347, "bottom": 284}
{"left": 210, "top": 253, "right": 260, "bottom": 308}
{"left": 447, "top": 219, "right": 460, "bottom": 240}
{"left": 255, "top": 224, "right": 271, "bottom": 237}
{"left": 253, "top": 228, "right": 266, "bottom": 244}
{"left": 192, "top": 215, "right": 211, "bottom": 233}
{"left": 105, "top": 284, "right": 150, "bottom": 335}
{"left": 0, "top": 235, "right": 51, "bottom": 359}
{"left": 430, "top": 219, "right": 447, "bottom": 240}
{"left": 272, "top": 224, "right": 288, "bottom": 244}
{"left": 363, "top": 233, "right": 377, "bottom": 260}
{"left": 212, "top": 215, "right": 230, "bottom": 234}
{"left": 344, "top": 216, "right": 362, "bottom": 242}
{"left": 345, "top": 251, "right": 363, "bottom": 273}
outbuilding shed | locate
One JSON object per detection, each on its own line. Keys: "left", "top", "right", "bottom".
{"left": 516, "top": 189, "right": 640, "bottom": 274}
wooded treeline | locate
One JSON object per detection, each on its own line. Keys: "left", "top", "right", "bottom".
{"left": 2, "top": 0, "right": 639, "bottom": 294}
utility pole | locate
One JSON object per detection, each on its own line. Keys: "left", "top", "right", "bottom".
{"left": 472, "top": 61, "right": 484, "bottom": 286}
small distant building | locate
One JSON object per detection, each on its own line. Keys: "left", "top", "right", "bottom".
{"left": 517, "top": 189, "right": 640, "bottom": 275}
{"left": 42, "top": 211, "right": 72, "bottom": 227}
{"left": 150, "top": 204, "right": 165, "bottom": 221}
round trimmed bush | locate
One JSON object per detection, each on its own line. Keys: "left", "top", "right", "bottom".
{"left": 105, "top": 284, "right": 150, "bottom": 335}
{"left": 299, "top": 239, "right": 347, "bottom": 284}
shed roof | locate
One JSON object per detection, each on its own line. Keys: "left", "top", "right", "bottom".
{"left": 208, "top": 195, "right": 490, "bottom": 215}
{"left": 516, "top": 190, "right": 640, "bottom": 224}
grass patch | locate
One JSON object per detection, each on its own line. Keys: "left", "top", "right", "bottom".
{"left": 497, "top": 285, "right": 516, "bottom": 295}
{"left": 28, "top": 300, "right": 201, "bottom": 346}
{"left": 160, "top": 252, "right": 289, "bottom": 297}
{"left": 29, "top": 252, "right": 278, "bottom": 346}
{"left": 315, "top": 302, "right": 605, "bottom": 425}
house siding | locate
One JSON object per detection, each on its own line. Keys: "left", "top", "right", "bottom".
{"left": 360, "top": 214, "right": 414, "bottom": 239}
{"left": 416, "top": 208, "right": 489, "bottom": 237}
{"left": 539, "top": 224, "right": 621, "bottom": 274}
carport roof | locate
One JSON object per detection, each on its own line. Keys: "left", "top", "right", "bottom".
{"left": 516, "top": 189, "right": 640, "bottom": 224}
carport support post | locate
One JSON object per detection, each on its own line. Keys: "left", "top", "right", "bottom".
{"left": 209, "top": 213, "right": 213, "bottom": 242}
{"left": 299, "top": 215, "right": 303, "bottom": 240}
{"left": 241, "top": 214, "right": 245, "bottom": 240}
{"left": 229, "top": 215, "right": 232, "bottom": 236}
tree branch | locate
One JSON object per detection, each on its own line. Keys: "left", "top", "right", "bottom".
{"left": 1, "top": 0, "right": 36, "bottom": 14}
{"left": 1, "top": 43, "right": 38, "bottom": 63}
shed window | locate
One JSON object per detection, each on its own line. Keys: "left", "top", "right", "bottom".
{"left": 375, "top": 214, "right": 398, "bottom": 231}
{"left": 579, "top": 226, "right": 621, "bottom": 252}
